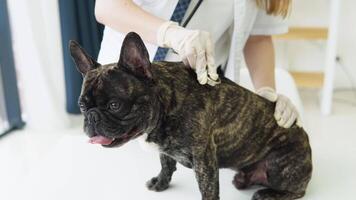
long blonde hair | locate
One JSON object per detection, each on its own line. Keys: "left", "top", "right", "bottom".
{"left": 255, "top": 0, "right": 291, "bottom": 18}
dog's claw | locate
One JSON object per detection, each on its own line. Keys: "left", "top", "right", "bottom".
{"left": 146, "top": 177, "right": 170, "bottom": 192}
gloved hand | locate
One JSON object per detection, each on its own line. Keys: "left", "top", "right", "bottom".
{"left": 157, "top": 21, "right": 220, "bottom": 86}
{"left": 256, "top": 87, "right": 302, "bottom": 128}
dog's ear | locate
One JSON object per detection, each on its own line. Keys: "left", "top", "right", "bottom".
{"left": 69, "top": 40, "right": 99, "bottom": 75}
{"left": 118, "top": 32, "right": 152, "bottom": 79}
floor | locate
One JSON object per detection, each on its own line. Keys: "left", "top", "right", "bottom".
{"left": 1, "top": 90, "right": 356, "bottom": 200}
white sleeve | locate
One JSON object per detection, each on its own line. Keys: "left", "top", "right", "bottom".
{"left": 250, "top": 9, "right": 289, "bottom": 35}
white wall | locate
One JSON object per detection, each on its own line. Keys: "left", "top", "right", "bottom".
{"left": 276, "top": 0, "right": 356, "bottom": 88}
{"left": 7, "top": 0, "right": 72, "bottom": 130}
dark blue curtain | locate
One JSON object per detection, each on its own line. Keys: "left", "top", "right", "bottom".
{"left": 59, "top": 0, "right": 104, "bottom": 114}
{"left": 0, "top": 0, "right": 25, "bottom": 136}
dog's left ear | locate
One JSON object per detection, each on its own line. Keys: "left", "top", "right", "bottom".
{"left": 69, "top": 40, "right": 99, "bottom": 75}
{"left": 118, "top": 32, "right": 152, "bottom": 79}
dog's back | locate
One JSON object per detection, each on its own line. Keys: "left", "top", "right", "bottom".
{"left": 151, "top": 61, "right": 312, "bottom": 199}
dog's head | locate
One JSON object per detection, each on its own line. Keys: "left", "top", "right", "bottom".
{"left": 69, "top": 32, "right": 159, "bottom": 148}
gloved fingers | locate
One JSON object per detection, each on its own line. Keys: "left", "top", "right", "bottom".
{"left": 207, "top": 78, "right": 220, "bottom": 86}
{"left": 276, "top": 95, "right": 301, "bottom": 128}
{"left": 256, "top": 87, "right": 278, "bottom": 102}
{"left": 296, "top": 113, "right": 303, "bottom": 127}
{"left": 283, "top": 110, "right": 297, "bottom": 128}
{"left": 182, "top": 30, "right": 200, "bottom": 68}
{"left": 182, "top": 58, "right": 189, "bottom": 66}
{"left": 195, "top": 49, "right": 208, "bottom": 85}
{"left": 179, "top": 44, "right": 190, "bottom": 67}
{"left": 274, "top": 99, "right": 286, "bottom": 121}
{"left": 274, "top": 110, "right": 281, "bottom": 122}
{"left": 183, "top": 44, "right": 208, "bottom": 85}
{"left": 277, "top": 106, "right": 291, "bottom": 127}
{"left": 205, "top": 39, "right": 218, "bottom": 81}
{"left": 183, "top": 45, "right": 197, "bottom": 70}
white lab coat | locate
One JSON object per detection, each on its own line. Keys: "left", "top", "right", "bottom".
{"left": 97, "top": 0, "right": 288, "bottom": 82}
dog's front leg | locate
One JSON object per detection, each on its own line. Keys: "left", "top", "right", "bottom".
{"left": 193, "top": 140, "right": 219, "bottom": 200}
{"left": 146, "top": 153, "right": 177, "bottom": 192}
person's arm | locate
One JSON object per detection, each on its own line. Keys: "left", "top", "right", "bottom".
{"left": 95, "top": 0, "right": 164, "bottom": 44}
{"left": 244, "top": 35, "right": 301, "bottom": 128}
{"left": 95, "top": 0, "right": 219, "bottom": 86}
{"left": 244, "top": 35, "right": 276, "bottom": 90}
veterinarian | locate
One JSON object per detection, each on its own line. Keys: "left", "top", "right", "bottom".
{"left": 95, "top": 0, "right": 300, "bottom": 128}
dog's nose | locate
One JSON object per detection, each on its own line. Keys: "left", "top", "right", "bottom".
{"left": 88, "top": 111, "right": 101, "bottom": 124}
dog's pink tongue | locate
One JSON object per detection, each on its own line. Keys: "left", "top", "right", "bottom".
{"left": 89, "top": 136, "right": 114, "bottom": 145}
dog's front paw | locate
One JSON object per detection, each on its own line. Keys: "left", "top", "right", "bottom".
{"left": 146, "top": 177, "right": 170, "bottom": 192}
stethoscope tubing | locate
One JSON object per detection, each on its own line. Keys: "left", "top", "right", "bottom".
{"left": 182, "top": 0, "right": 204, "bottom": 27}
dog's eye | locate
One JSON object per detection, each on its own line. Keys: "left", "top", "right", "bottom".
{"left": 109, "top": 102, "right": 120, "bottom": 111}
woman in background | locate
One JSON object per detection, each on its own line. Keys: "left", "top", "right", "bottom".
{"left": 95, "top": 0, "right": 300, "bottom": 128}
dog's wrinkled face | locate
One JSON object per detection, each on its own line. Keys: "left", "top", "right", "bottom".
{"left": 69, "top": 33, "right": 159, "bottom": 148}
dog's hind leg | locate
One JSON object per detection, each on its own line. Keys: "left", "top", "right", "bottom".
{"left": 252, "top": 143, "right": 312, "bottom": 200}
{"left": 232, "top": 161, "right": 268, "bottom": 190}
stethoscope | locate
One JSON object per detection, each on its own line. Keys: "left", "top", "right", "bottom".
{"left": 182, "top": 0, "right": 204, "bottom": 28}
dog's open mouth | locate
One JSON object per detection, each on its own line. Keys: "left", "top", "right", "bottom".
{"left": 88, "top": 128, "right": 141, "bottom": 148}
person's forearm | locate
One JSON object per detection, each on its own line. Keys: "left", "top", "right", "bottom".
{"left": 95, "top": 0, "right": 165, "bottom": 44}
{"left": 244, "top": 35, "right": 276, "bottom": 90}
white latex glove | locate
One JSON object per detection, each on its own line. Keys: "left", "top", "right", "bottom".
{"left": 257, "top": 87, "right": 302, "bottom": 128}
{"left": 157, "top": 21, "right": 220, "bottom": 86}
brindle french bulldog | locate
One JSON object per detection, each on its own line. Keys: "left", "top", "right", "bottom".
{"left": 69, "top": 32, "right": 312, "bottom": 200}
